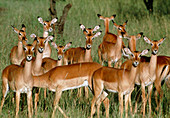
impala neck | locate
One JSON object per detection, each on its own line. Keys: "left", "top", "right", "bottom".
{"left": 34, "top": 51, "right": 43, "bottom": 72}
{"left": 85, "top": 49, "right": 92, "bottom": 62}
{"left": 23, "top": 61, "right": 32, "bottom": 78}
{"left": 104, "top": 19, "right": 109, "bottom": 34}
{"left": 129, "top": 65, "right": 138, "bottom": 84}
{"left": 149, "top": 53, "right": 157, "bottom": 76}
{"left": 128, "top": 39, "right": 136, "bottom": 52}
{"left": 57, "top": 59, "right": 63, "bottom": 66}
{"left": 43, "top": 31, "right": 48, "bottom": 38}
{"left": 17, "top": 41, "right": 24, "bottom": 58}
{"left": 115, "top": 35, "right": 122, "bottom": 51}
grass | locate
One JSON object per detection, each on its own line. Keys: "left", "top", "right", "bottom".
{"left": 0, "top": 0, "right": 169, "bottom": 117}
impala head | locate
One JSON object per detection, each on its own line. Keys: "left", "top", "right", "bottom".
{"left": 51, "top": 41, "right": 72, "bottom": 60}
{"left": 80, "top": 24, "right": 102, "bottom": 50}
{"left": 23, "top": 43, "right": 36, "bottom": 62}
{"left": 97, "top": 14, "right": 116, "bottom": 22}
{"left": 112, "top": 20, "right": 128, "bottom": 37}
{"left": 11, "top": 24, "right": 28, "bottom": 42}
{"left": 30, "top": 34, "right": 54, "bottom": 53}
{"left": 124, "top": 48, "right": 149, "bottom": 67}
{"left": 37, "top": 16, "right": 58, "bottom": 32}
{"left": 143, "top": 36, "right": 166, "bottom": 55}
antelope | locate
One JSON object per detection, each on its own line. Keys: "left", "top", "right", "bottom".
{"left": 97, "top": 14, "right": 126, "bottom": 46}
{"left": 121, "top": 36, "right": 166, "bottom": 117}
{"left": 124, "top": 32, "right": 143, "bottom": 51}
{"left": 33, "top": 62, "right": 103, "bottom": 118}
{"left": 37, "top": 16, "right": 57, "bottom": 58}
{"left": 64, "top": 24, "right": 102, "bottom": 65}
{"left": 90, "top": 48, "right": 149, "bottom": 118}
{"left": 0, "top": 42, "right": 36, "bottom": 118}
{"left": 42, "top": 41, "right": 72, "bottom": 73}
{"left": 10, "top": 24, "right": 28, "bottom": 65}
{"left": 20, "top": 34, "right": 54, "bottom": 115}
{"left": 98, "top": 20, "right": 127, "bottom": 68}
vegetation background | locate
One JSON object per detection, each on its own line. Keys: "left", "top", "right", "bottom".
{"left": 0, "top": 0, "right": 169, "bottom": 117}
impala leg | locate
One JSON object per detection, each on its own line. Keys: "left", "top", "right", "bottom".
{"left": 103, "top": 97, "right": 109, "bottom": 118}
{"left": 34, "top": 88, "right": 40, "bottom": 116}
{"left": 91, "top": 96, "right": 97, "bottom": 118}
{"left": 15, "top": 91, "right": 20, "bottom": 118}
{"left": 27, "top": 91, "right": 32, "bottom": 118}
{"left": 44, "top": 88, "right": 47, "bottom": 110}
{"left": 85, "top": 87, "right": 89, "bottom": 99}
{"left": 141, "top": 83, "right": 146, "bottom": 118}
{"left": 0, "top": 80, "right": 9, "bottom": 114}
{"left": 154, "top": 82, "right": 163, "bottom": 114}
{"left": 125, "top": 94, "right": 129, "bottom": 118}
{"left": 128, "top": 91, "right": 133, "bottom": 115}
{"left": 148, "top": 84, "right": 153, "bottom": 116}
{"left": 119, "top": 92, "right": 124, "bottom": 118}
{"left": 52, "top": 90, "right": 67, "bottom": 118}
{"left": 96, "top": 91, "right": 108, "bottom": 118}
{"left": 134, "top": 85, "right": 141, "bottom": 114}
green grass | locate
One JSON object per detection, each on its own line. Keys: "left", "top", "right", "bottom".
{"left": 0, "top": 0, "right": 169, "bottom": 117}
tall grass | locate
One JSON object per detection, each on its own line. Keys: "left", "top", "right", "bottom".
{"left": 0, "top": 0, "right": 169, "bottom": 117}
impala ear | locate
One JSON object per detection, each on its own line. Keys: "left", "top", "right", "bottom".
{"left": 109, "top": 14, "right": 116, "bottom": 20}
{"left": 123, "top": 20, "right": 128, "bottom": 27}
{"left": 21, "top": 24, "right": 26, "bottom": 32}
{"left": 11, "top": 25, "right": 19, "bottom": 34}
{"left": 80, "top": 24, "right": 86, "bottom": 31}
{"left": 122, "top": 48, "right": 130, "bottom": 58}
{"left": 97, "top": 14, "right": 105, "bottom": 20}
{"left": 136, "top": 32, "right": 143, "bottom": 40}
{"left": 123, "top": 48, "right": 133, "bottom": 55}
{"left": 93, "top": 25, "right": 100, "bottom": 32}
{"left": 93, "top": 31, "right": 102, "bottom": 39}
{"left": 158, "top": 37, "right": 166, "bottom": 46}
{"left": 140, "top": 49, "right": 149, "bottom": 56}
{"left": 46, "top": 35, "right": 54, "bottom": 41}
{"left": 51, "top": 17, "right": 58, "bottom": 25}
{"left": 143, "top": 36, "right": 153, "bottom": 45}
{"left": 30, "top": 34, "right": 36, "bottom": 38}
{"left": 64, "top": 42, "right": 72, "bottom": 49}
{"left": 51, "top": 41, "right": 58, "bottom": 49}
{"left": 37, "top": 16, "right": 43, "bottom": 24}
{"left": 112, "top": 20, "right": 118, "bottom": 28}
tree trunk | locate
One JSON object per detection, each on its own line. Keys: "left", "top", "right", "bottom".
{"left": 144, "top": 0, "right": 153, "bottom": 15}
{"left": 49, "top": 0, "right": 72, "bottom": 40}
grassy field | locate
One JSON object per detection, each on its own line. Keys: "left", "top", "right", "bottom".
{"left": 0, "top": 0, "right": 169, "bottom": 117}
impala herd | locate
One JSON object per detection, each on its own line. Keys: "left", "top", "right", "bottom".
{"left": 0, "top": 14, "right": 169, "bottom": 118}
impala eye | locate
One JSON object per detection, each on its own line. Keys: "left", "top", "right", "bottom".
{"left": 157, "top": 43, "right": 160, "bottom": 46}
{"left": 44, "top": 40, "right": 47, "bottom": 44}
{"left": 19, "top": 33, "right": 22, "bottom": 36}
{"left": 32, "top": 47, "right": 35, "bottom": 51}
{"left": 37, "top": 40, "right": 39, "bottom": 43}
{"left": 56, "top": 49, "right": 58, "bottom": 52}
{"left": 118, "top": 27, "right": 122, "bottom": 30}
{"left": 150, "top": 43, "right": 153, "bottom": 46}
{"left": 23, "top": 47, "right": 27, "bottom": 51}
{"left": 63, "top": 49, "right": 65, "bottom": 52}
{"left": 44, "top": 23, "right": 47, "bottom": 26}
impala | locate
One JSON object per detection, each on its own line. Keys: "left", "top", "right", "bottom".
{"left": 90, "top": 48, "right": 149, "bottom": 118}
{"left": 64, "top": 24, "right": 101, "bottom": 65}
{"left": 0, "top": 42, "right": 36, "bottom": 118}
{"left": 33, "top": 62, "right": 102, "bottom": 118}
{"left": 10, "top": 24, "right": 28, "bottom": 65}
{"left": 37, "top": 16, "right": 57, "bottom": 58}
{"left": 98, "top": 18, "right": 128, "bottom": 68}
{"left": 42, "top": 41, "right": 72, "bottom": 73}
{"left": 124, "top": 32, "right": 143, "bottom": 51}
{"left": 121, "top": 36, "right": 166, "bottom": 117}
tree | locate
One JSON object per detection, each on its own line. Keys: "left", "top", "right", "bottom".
{"left": 49, "top": 0, "right": 72, "bottom": 40}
